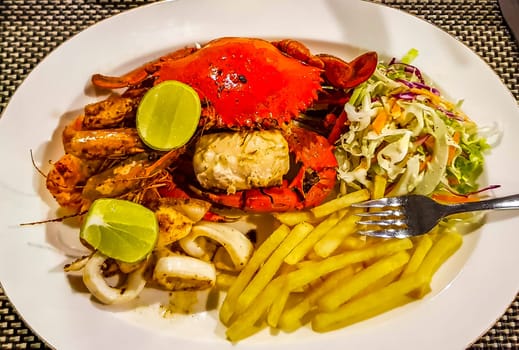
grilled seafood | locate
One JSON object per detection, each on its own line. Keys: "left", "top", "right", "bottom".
{"left": 190, "top": 126, "right": 338, "bottom": 212}
{"left": 192, "top": 130, "right": 291, "bottom": 194}
{"left": 45, "top": 37, "right": 379, "bottom": 303}
{"left": 82, "top": 251, "right": 148, "bottom": 305}
{"left": 92, "top": 37, "right": 377, "bottom": 129}
{"left": 46, "top": 154, "right": 101, "bottom": 211}
{"left": 82, "top": 37, "right": 376, "bottom": 212}
{"left": 83, "top": 94, "right": 141, "bottom": 129}
{"left": 46, "top": 37, "right": 377, "bottom": 213}
{"left": 64, "top": 128, "right": 146, "bottom": 159}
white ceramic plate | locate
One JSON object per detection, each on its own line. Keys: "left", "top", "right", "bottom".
{"left": 1, "top": 0, "right": 518, "bottom": 349}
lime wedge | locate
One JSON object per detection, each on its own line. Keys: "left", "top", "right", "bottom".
{"left": 80, "top": 198, "right": 159, "bottom": 263}
{"left": 136, "top": 80, "right": 201, "bottom": 151}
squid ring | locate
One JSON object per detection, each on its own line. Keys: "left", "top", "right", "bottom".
{"left": 82, "top": 251, "right": 147, "bottom": 305}
{"left": 179, "top": 221, "right": 253, "bottom": 271}
{"left": 153, "top": 255, "right": 216, "bottom": 291}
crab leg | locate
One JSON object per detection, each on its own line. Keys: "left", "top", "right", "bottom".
{"left": 273, "top": 39, "right": 377, "bottom": 89}
{"left": 91, "top": 47, "right": 197, "bottom": 89}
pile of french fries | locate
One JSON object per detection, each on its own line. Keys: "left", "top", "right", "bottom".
{"left": 218, "top": 176, "right": 463, "bottom": 341}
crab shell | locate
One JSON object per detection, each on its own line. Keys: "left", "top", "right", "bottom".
{"left": 150, "top": 37, "right": 323, "bottom": 128}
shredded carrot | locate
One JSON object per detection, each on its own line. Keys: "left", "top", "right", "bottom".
{"left": 432, "top": 193, "right": 480, "bottom": 203}
{"left": 423, "top": 134, "right": 435, "bottom": 151}
{"left": 409, "top": 87, "right": 471, "bottom": 122}
{"left": 410, "top": 88, "right": 445, "bottom": 107}
{"left": 453, "top": 131, "right": 461, "bottom": 143}
{"left": 419, "top": 154, "right": 432, "bottom": 172}
{"left": 390, "top": 101, "right": 401, "bottom": 119}
{"left": 371, "top": 109, "right": 388, "bottom": 134}
{"left": 448, "top": 177, "right": 460, "bottom": 186}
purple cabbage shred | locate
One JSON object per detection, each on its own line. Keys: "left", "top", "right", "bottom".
{"left": 388, "top": 62, "right": 426, "bottom": 84}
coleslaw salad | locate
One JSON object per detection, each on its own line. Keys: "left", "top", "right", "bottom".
{"left": 334, "top": 50, "right": 497, "bottom": 203}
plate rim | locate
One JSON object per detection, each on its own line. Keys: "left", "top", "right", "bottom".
{"left": 1, "top": 0, "right": 518, "bottom": 349}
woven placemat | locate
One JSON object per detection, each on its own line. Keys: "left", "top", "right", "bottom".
{"left": 1, "top": 0, "right": 518, "bottom": 349}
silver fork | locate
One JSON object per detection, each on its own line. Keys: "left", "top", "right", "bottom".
{"left": 352, "top": 194, "right": 519, "bottom": 238}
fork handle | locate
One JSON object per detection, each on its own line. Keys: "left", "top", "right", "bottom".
{"left": 445, "top": 194, "right": 519, "bottom": 215}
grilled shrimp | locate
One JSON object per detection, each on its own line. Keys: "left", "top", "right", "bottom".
{"left": 46, "top": 154, "right": 101, "bottom": 211}
{"left": 64, "top": 128, "right": 146, "bottom": 159}
{"left": 61, "top": 93, "right": 145, "bottom": 159}
{"left": 81, "top": 153, "right": 153, "bottom": 201}
{"left": 83, "top": 94, "right": 140, "bottom": 129}
{"left": 47, "top": 93, "right": 150, "bottom": 211}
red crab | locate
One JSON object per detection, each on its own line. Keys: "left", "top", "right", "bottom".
{"left": 91, "top": 37, "right": 378, "bottom": 212}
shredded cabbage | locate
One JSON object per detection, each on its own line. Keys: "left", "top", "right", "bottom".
{"left": 335, "top": 50, "right": 496, "bottom": 198}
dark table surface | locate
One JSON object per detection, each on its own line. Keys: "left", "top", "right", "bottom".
{"left": 1, "top": 0, "right": 518, "bottom": 348}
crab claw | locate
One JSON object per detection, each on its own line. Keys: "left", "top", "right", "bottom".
{"left": 91, "top": 66, "right": 150, "bottom": 89}
{"left": 271, "top": 39, "right": 325, "bottom": 69}
{"left": 91, "top": 47, "right": 197, "bottom": 89}
{"left": 318, "top": 51, "right": 378, "bottom": 89}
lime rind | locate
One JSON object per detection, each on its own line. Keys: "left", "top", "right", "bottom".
{"left": 136, "top": 80, "right": 201, "bottom": 151}
{"left": 80, "top": 198, "right": 159, "bottom": 263}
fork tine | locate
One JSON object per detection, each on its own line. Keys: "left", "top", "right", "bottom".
{"left": 355, "top": 209, "right": 404, "bottom": 217}
{"left": 356, "top": 228, "right": 411, "bottom": 239}
{"left": 356, "top": 218, "right": 407, "bottom": 227}
{"left": 352, "top": 197, "right": 402, "bottom": 208}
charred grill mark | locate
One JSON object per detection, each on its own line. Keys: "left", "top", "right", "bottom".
{"left": 303, "top": 169, "right": 320, "bottom": 194}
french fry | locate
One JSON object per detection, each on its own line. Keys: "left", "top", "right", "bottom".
{"left": 226, "top": 277, "right": 284, "bottom": 341}
{"left": 310, "top": 189, "right": 370, "bottom": 218}
{"left": 266, "top": 276, "right": 290, "bottom": 328}
{"left": 366, "top": 237, "right": 413, "bottom": 257}
{"left": 400, "top": 234, "right": 433, "bottom": 278}
{"left": 357, "top": 266, "right": 404, "bottom": 297}
{"left": 283, "top": 238, "right": 413, "bottom": 294}
{"left": 318, "top": 251, "right": 411, "bottom": 311}
{"left": 313, "top": 210, "right": 361, "bottom": 258}
{"left": 273, "top": 210, "right": 318, "bottom": 226}
{"left": 372, "top": 174, "right": 387, "bottom": 199}
{"left": 277, "top": 262, "right": 297, "bottom": 275}
{"left": 278, "top": 298, "right": 311, "bottom": 332}
{"left": 420, "top": 230, "right": 462, "bottom": 278}
{"left": 312, "top": 273, "right": 427, "bottom": 332}
{"left": 219, "top": 224, "right": 290, "bottom": 325}
{"left": 411, "top": 229, "right": 462, "bottom": 298}
{"left": 284, "top": 209, "right": 348, "bottom": 265}
{"left": 313, "top": 294, "right": 414, "bottom": 332}
{"left": 279, "top": 264, "right": 357, "bottom": 332}
{"left": 294, "top": 258, "right": 322, "bottom": 270}
{"left": 338, "top": 235, "right": 368, "bottom": 251}
{"left": 305, "top": 249, "right": 324, "bottom": 261}
{"left": 226, "top": 323, "right": 265, "bottom": 343}
{"left": 234, "top": 222, "right": 314, "bottom": 314}
{"left": 215, "top": 271, "right": 237, "bottom": 291}
{"left": 221, "top": 174, "right": 464, "bottom": 341}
